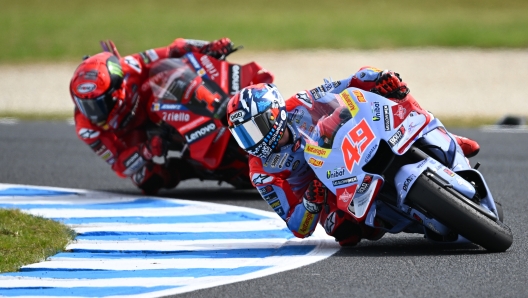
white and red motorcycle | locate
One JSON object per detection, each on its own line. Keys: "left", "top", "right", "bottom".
{"left": 304, "top": 87, "right": 513, "bottom": 252}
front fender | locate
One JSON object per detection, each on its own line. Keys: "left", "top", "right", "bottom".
{"left": 395, "top": 157, "right": 477, "bottom": 208}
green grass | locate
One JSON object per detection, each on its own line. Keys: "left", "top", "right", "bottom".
{"left": 1, "top": 0, "right": 528, "bottom": 63}
{"left": 0, "top": 208, "right": 76, "bottom": 273}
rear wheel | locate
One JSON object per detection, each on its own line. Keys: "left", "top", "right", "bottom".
{"left": 407, "top": 172, "right": 513, "bottom": 252}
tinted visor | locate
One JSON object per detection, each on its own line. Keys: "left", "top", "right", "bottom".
{"left": 229, "top": 110, "right": 274, "bottom": 150}
{"left": 74, "top": 92, "right": 116, "bottom": 124}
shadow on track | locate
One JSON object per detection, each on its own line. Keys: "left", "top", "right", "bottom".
{"left": 334, "top": 237, "right": 492, "bottom": 257}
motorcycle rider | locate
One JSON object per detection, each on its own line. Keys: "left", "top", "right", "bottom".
{"left": 226, "top": 68, "right": 480, "bottom": 246}
{"left": 70, "top": 37, "right": 237, "bottom": 194}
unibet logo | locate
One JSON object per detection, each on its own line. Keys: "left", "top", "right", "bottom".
{"left": 372, "top": 102, "right": 381, "bottom": 121}
{"left": 327, "top": 167, "right": 345, "bottom": 179}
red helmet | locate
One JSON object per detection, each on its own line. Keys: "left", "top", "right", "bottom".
{"left": 227, "top": 83, "right": 287, "bottom": 159}
{"left": 70, "top": 52, "right": 125, "bottom": 127}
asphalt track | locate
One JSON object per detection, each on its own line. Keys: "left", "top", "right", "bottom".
{"left": 1, "top": 120, "right": 528, "bottom": 298}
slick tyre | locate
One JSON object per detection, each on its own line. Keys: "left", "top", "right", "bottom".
{"left": 407, "top": 173, "right": 513, "bottom": 252}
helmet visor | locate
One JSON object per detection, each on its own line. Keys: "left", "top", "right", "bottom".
{"left": 74, "top": 93, "right": 115, "bottom": 124}
{"left": 229, "top": 110, "right": 274, "bottom": 150}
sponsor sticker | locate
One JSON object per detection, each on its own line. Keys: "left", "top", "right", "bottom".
{"left": 146, "top": 49, "right": 159, "bottom": 62}
{"left": 443, "top": 168, "right": 455, "bottom": 177}
{"left": 292, "top": 160, "right": 301, "bottom": 170}
{"left": 76, "top": 83, "right": 96, "bottom": 94}
{"left": 200, "top": 55, "right": 219, "bottom": 79}
{"left": 184, "top": 121, "right": 217, "bottom": 143}
{"left": 339, "top": 90, "right": 360, "bottom": 117}
{"left": 269, "top": 199, "right": 282, "bottom": 209}
{"left": 278, "top": 154, "right": 290, "bottom": 168}
{"left": 229, "top": 64, "right": 241, "bottom": 94}
{"left": 229, "top": 110, "right": 246, "bottom": 124}
{"left": 309, "top": 87, "right": 325, "bottom": 100}
{"left": 332, "top": 176, "right": 358, "bottom": 187}
{"left": 338, "top": 189, "right": 353, "bottom": 204}
{"left": 336, "top": 185, "right": 358, "bottom": 213}
{"left": 372, "top": 102, "right": 381, "bottom": 121}
{"left": 298, "top": 212, "right": 315, "bottom": 235}
{"left": 388, "top": 125, "right": 406, "bottom": 147}
{"left": 259, "top": 185, "right": 274, "bottom": 195}
{"left": 305, "top": 144, "right": 331, "bottom": 157}
{"left": 327, "top": 167, "right": 346, "bottom": 179}
{"left": 263, "top": 191, "right": 278, "bottom": 202}
{"left": 308, "top": 157, "right": 324, "bottom": 168}
{"left": 162, "top": 112, "right": 190, "bottom": 122}
{"left": 383, "top": 105, "right": 391, "bottom": 131}
{"left": 391, "top": 101, "right": 412, "bottom": 128}
{"left": 78, "top": 128, "right": 100, "bottom": 139}
{"left": 270, "top": 154, "right": 281, "bottom": 168}
{"left": 153, "top": 103, "right": 187, "bottom": 111}
{"left": 357, "top": 175, "right": 373, "bottom": 194}
{"left": 296, "top": 91, "right": 313, "bottom": 108}
{"left": 252, "top": 173, "right": 274, "bottom": 185}
{"left": 275, "top": 206, "right": 285, "bottom": 217}
{"left": 352, "top": 90, "right": 367, "bottom": 103}
{"left": 402, "top": 174, "right": 416, "bottom": 191}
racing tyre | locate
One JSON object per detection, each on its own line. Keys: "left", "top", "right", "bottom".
{"left": 407, "top": 172, "right": 513, "bottom": 252}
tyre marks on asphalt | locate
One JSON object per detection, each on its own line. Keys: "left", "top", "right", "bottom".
{"left": 0, "top": 184, "right": 338, "bottom": 297}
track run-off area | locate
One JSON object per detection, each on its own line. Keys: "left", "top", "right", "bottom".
{"left": 0, "top": 184, "right": 339, "bottom": 297}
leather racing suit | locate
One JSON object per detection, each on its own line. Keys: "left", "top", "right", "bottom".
{"left": 73, "top": 38, "right": 229, "bottom": 194}
{"left": 249, "top": 66, "right": 434, "bottom": 246}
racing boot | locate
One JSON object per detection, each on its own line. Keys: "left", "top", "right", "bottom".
{"left": 453, "top": 134, "right": 480, "bottom": 158}
{"left": 334, "top": 221, "right": 386, "bottom": 246}
{"left": 323, "top": 209, "right": 385, "bottom": 247}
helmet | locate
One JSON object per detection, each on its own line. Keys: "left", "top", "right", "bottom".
{"left": 70, "top": 52, "right": 124, "bottom": 127}
{"left": 227, "top": 83, "right": 287, "bottom": 159}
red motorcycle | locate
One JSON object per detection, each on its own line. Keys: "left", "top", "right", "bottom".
{"left": 141, "top": 46, "right": 273, "bottom": 189}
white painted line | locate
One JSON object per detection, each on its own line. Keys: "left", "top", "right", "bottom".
{"left": 0, "top": 184, "right": 339, "bottom": 298}
{"left": 72, "top": 219, "right": 285, "bottom": 233}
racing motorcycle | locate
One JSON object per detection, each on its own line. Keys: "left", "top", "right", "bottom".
{"left": 102, "top": 40, "right": 273, "bottom": 188}
{"left": 303, "top": 87, "right": 513, "bottom": 252}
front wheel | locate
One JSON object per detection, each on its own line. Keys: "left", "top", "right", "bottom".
{"left": 406, "top": 172, "right": 513, "bottom": 252}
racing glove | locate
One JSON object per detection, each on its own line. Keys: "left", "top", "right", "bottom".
{"left": 140, "top": 135, "right": 167, "bottom": 160}
{"left": 201, "top": 38, "right": 234, "bottom": 59}
{"left": 303, "top": 180, "right": 326, "bottom": 214}
{"left": 373, "top": 70, "right": 410, "bottom": 100}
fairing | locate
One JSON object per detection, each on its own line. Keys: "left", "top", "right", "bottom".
{"left": 303, "top": 87, "right": 499, "bottom": 238}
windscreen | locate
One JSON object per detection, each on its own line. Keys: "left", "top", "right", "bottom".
{"left": 149, "top": 58, "right": 198, "bottom": 103}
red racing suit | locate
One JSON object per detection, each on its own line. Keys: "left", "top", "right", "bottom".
{"left": 73, "top": 38, "right": 226, "bottom": 194}
{"left": 249, "top": 66, "right": 406, "bottom": 246}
